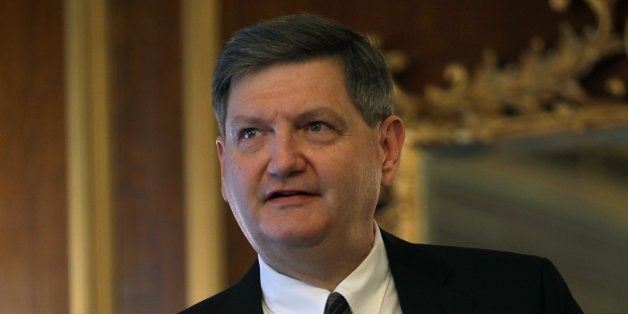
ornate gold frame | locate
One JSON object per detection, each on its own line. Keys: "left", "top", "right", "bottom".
{"left": 377, "top": 0, "right": 628, "bottom": 241}
{"left": 398, "top": 0, "right": 628, "bottom": 145}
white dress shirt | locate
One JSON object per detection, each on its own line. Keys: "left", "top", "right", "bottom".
{"left": 259, "top": 224, "right": 402, "bottom": 313}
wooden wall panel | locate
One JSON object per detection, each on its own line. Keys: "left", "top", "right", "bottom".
{"left": 0, "top": 0, "right": 68, "bottom": 313}
{"left": 109, "top": 1, "right": 185, "bottom": 312}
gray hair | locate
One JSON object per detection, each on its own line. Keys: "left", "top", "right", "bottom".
{"left": 212, "top": 13, "right": 394, "bottom": 135}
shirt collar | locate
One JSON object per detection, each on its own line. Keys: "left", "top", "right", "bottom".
{"left": 259, "top": 223, "right": 392, "bottom": 314}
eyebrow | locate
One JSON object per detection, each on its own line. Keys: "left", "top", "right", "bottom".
{"left": 225, "top": 115, "right": 267, "bottom": 139}
{"left": 229, "top": 115, "right": 268, "bottom": 128}
{"left": 228, "top": 106, "right": 349, "bottom": 134}
{"left": 294, "top": 107, "right": 347, "bottom": 130}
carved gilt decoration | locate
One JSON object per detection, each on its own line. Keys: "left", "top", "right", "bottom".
{"left": 394, "top": 0, "right": 628, "bottom": 146}
{"left": 376, "top": 0, "right": 628, "bottom": 241}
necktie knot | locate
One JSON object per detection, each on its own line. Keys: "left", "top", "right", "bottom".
{"left": 324, "top": 292, "right": 351, "bottom": 314}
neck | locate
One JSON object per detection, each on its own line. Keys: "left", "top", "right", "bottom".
{"left": 260, "top": 227, "right": 376, "bottom": 291}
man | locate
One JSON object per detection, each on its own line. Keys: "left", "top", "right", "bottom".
{"left": 182, "top": 13, "right": 582, "bottom": 314}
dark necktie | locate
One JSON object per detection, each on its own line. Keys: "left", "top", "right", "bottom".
{"left": 324, "top": 292, "right": 351, "bottom": 314}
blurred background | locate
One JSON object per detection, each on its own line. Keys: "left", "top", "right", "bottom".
{"left": 1, "top": 0, "right": 626, "bottom": 313}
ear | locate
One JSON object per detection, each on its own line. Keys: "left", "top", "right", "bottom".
{"left": 216, "top": 137, "right": 228, "bottom": 202}
{"left": 379, "top": 115, "right": 405, "bottom": 187}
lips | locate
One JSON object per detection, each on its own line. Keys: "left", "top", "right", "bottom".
{"left": 264, "top": 189, "right": 317, "bottom": 202}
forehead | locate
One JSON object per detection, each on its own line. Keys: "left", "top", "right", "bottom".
{"left": 226, "top": 58, "right": 355, "bottom": 121}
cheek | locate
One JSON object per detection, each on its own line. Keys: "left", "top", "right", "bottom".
{"left": 222, "top": 161, "right": 258, "bottom": 228}
{"left": 222, "top": 157, "right": 255, "bottom": 202}
{"left": 321, "top": 148, "right": 381, "bottom": 201}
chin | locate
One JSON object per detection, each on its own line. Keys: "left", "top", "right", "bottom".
{"left": 262, "top": 223, "right": 330, "bottom": 248}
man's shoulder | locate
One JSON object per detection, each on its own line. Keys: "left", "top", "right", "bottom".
{"left": 383, "top": 229, "right": 555, "bottom": 281}
{"left": 417, "top": 242, "right": 555, "bottom": 282}
{"left": 415, "top": 241, "right": 547, "bottom": 266}
{"left": 382, "top": 228, "right": 544, "bottom": 266}
{"left": 381, "top": 230, "right": 582, "bottom": 313}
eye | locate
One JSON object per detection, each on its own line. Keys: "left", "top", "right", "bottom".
{"left": 307, "top": 121, "right": 329, "bottom": 132}
{"left": 240, "top": 128, "right": 261, "bottom": 139}
{"left": 303, "top": 120, "right": 339, "bottom": 144}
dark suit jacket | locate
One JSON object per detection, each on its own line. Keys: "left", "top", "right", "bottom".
{"left": 181, "top": 230, "right": 582, "bottom": 313}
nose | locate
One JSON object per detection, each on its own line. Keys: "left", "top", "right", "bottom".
{"left": 267, "top": 131, "right": 306, "bottom": 178}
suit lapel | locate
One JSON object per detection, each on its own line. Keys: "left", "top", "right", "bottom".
{"left": 382, "top": 230, "right": 473, "bottom": 314}
{"left": 218, "top": 260, "right": 264, "bottom": 314}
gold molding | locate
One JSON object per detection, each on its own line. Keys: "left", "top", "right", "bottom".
{"left": 396, "top": 0, "right": 628, "bottom": 146}
{"left": 182, "top": 0, "right": 227, "bottom": 306}
{"left": 64, "top": 0, "right": 114, "bottom": 313}
{"left": 379, "top": 0, "right": 628, "bottom": 242}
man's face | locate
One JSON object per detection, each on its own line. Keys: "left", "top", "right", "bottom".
{"left": 217, "top": 58, "right": 402, "bottom": 257}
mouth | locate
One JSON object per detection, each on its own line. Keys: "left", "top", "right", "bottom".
{"left": 265, "top": 190, "right": 316, "bottom": 202}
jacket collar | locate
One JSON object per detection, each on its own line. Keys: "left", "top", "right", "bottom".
{"left": 381, "top": 230, "right": 472, "bottom": 314}
{"left": 217, "top": 259, "right": 264, "bottom": 314}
